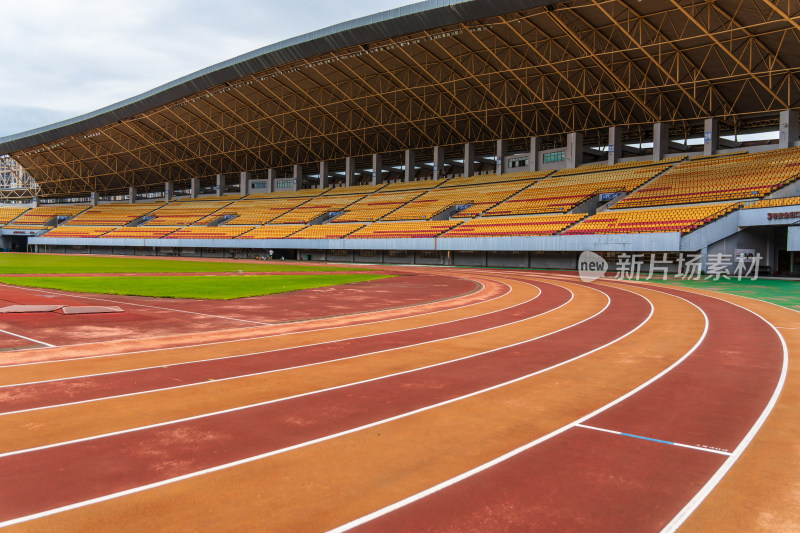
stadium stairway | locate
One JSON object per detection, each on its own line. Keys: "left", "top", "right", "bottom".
{"left": 597, "top": 159, "right": 683, "bottom": 212}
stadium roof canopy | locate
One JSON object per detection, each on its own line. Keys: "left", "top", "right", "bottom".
{"left": 2, "top": 0, "right": 800, "bottom": 197}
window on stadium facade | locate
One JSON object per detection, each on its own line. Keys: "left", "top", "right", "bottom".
{"left": 543, "top": 151, "right": 564, "bottom": 164}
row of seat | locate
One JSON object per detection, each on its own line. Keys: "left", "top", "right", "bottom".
{"left": 743, "top": 196, "right": 800, "bottom": 209}
{"left": 616, "top": 147, "right": 800, "bottom": 208}
{"left": 564, "top": 203, "right": 740, "bottom": 235}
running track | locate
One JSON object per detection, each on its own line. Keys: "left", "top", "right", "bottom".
{"left": 0, "top": 265, "right": 796, "bottom": 532}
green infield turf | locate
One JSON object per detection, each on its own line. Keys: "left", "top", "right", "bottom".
{"left": 0, "top": 274, "right": 393, "bottom": 300}
{"left": 0, "top": 253, "right": 358, "bottom": 274}
{"left": 652, "top": 277, "right": 800, "bottom": 312}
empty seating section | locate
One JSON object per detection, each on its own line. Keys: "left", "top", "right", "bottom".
{"left": 551, "top": 157, "right": 683, "bottom": 177}
{"left": 0, "top": 207, "right": 28, "bottom": 225}
{"left": 348, "top": 220, "right": 461, "bottom": 239}
{"left": 101, "top": 226, "right": 181, "bottom": 239}
{"left": 690, "top": 151, "right": 748, "bottom": 161}
{"left": 271, "top": 195, "right": 365, "bottom": 224}
{"left": 615, "top": 148, "right": 800, "bottom": 208}
{"left": 441, "top": 214, "right": 586, "bottom": 237}
{"left": 443, "top": 171, "right": 550, "bottom": 188}
{"left": 177, "top": 194, "right": 244, "bottom": 201}
{"left": 247, "top": 188, "right": 329, "bottom": 199}
{"left": 214, "top": 198, "right": 313, "bottom": 225}
{"left": 23, "top": 150, "right": 800, "bottom": 241}
{"left": 379, "top": 178, "right": 448, "bottom": 192}
{"left": 289, "top": 223, "right": 366, "bottom": 239}
{"left": 488, "top": 165, "right": 669, "bottom": 216}
{"left": 326, "top": 184, "right": 385, "bottom": 196}
{"left": 743, "top": 196, "right": 800, "bottom": 209}
{"left": 11, "top": 205, "right": 88, "bottom": 226}
{"left": 564, "top": 203, "right": 740, "bottom": 235}
{"left": 387, "top": 181, "right": 534, "bottom": 221}
{"left": 451, "top": 182, "right": 536, "bottom": 218}
{"left": 334, "top": 192, "right": 424, "bottom": 222}
{"left": 145, "top": 201, "right": 232, "bottom": 226}
{"left": 237, "top": 225, "right": 306, "bottom": 239}
{"left": 164, "top": 226, "right": 257, "bottom": 239}
{"left": 42, "top": 226, "right": 116, "bottom": 238}
{"left": 64, "top": 204, "right": 158, "bottom": 226}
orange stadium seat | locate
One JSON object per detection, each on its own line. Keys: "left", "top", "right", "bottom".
{"left": 615, "top": 148, "right": 800, "bottom": 208}
{"left": 564, "top": 203, "right": 741, "bottom": 235}
{"left": 441, "top": 214, "right": 586, "bottom": 237}
{"left": 347, "top": 220, "right": 461, "bottom": 239}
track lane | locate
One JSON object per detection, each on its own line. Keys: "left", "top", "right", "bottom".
{"left": 668, "top": 290, "right": 800, "bottom": 532}
{"left": 0, "top": 281, "right": 649, "bottom": 524}
{"left": 0, "top": 278, "right": 586, "bottom": 455}
{"left": 340, "top": 282, "right": 784, "bottom": 532}
{"left": 0, "top": 281, "right": 687, "bottom": 532}
{"left": 0, "top": 272, "right": 496, "bottom": 364}
{"left": 0, "top": 274, "right": 521, "bottom": 385}
{"left": 0, "top": 280, "right": 557, "bottom": 411}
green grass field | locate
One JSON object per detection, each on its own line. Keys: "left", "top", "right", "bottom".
{"left": 0, "top": 274, "right": 392, "bottom": 300}
{"left": 0, "top": 253, "right": 390, "bottom": 299}
{"left": 0, "top": 253, "right": 358, "bottom": 274}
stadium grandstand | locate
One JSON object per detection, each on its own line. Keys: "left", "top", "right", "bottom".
{"left": 1, "top": 0, "right": 799, "bottom": 275}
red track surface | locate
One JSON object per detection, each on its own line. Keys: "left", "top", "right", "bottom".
{"left": 0, "top": 265, "right": 793, "bottom": 532}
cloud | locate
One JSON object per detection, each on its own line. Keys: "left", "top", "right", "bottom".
{"left": 0, "top": 0, "right": 410, "bottom": 137}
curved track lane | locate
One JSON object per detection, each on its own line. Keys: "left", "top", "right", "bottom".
{"left": 0, "top": 280, "right": 648, "bottom": 524}
{"left": 0, "top": 270, "right": 792, "bottom": 532}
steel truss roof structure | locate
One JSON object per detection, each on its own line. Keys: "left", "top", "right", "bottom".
{"left": 1, "top": 0, "right": 800, "bottom": 197}
{"left": 0, "top": 156, "right": 38, "bottom": 201}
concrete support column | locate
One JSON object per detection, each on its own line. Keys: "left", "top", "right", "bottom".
{"left": 128, "top": 187, "right": 137, "bottom": 204}
{"left": 496, "top": 139, "right": 508, "bottom": 175}
{"left": 464, "top": 143, "right": 475, "bottom": 177}
{"left": 267, "top": 169, "right": 276, "bottom": 193}
{"left": 779, "top": 109, "right": 799, "bottom": 149}
{"left": 32, "top": 196, "right": 40, "bottom": 208}
{"left": 345, "top": 157, "right": 355, "bottom": 187}
{"left": 318, "top": 161, "right": 329, "bottom": 189}
{"left": 404, "top": 150, "right": 415, "bottom": 182}
{"left": 565, "top": 132, "right": 583, "bottom": 169}
{"left": 653, "top": 122, "right": 670, "bottom": 161}
{"left": 529, "top": 137, "right": 540, "bottom": 171}
{"left": 292, "top": 164, "right": 303, "bottom": 192}
{"left": 608, "top": 126, "right": 623, "bottom": 165}
{"left": 704, "top": 118, "right": 719, "bottom": 156}
{"left": 216, "top": 174, "right": 225, "bottom": 197}
{"left": 371, "top": 153, "right": 384, "bottom": 185}
{"left": 433, "top": 146, "right": 444, "bottom": 179}
{"left": 190, "top": 178, "right": 200, "bottom": 199}
{"left": 90, "top": 192, "right": 98, "bottom": 207}
{"left": 164, "top": 182, "right": 173, "bottom": 202}
{"left": 239, "top": 172, "right": 249, "bottom": 195}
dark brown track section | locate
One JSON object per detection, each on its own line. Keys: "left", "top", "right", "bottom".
{"left": 0, "top": 282, "right": 647, "bottom": 522}
{"left": 0, "top": 279, "right": 566, "bottom": 412}
{"left": 352, "top": 284, "right": 784, "bottom": 532}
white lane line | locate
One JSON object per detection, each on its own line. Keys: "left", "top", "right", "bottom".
{"left": 0, "top": 283, "right": 270, "bottom": 325}
{"left": 0, "top": 329, "right": 55, "bottom": 349}
{"left": 0, "top": 281, "right": 551, "bottom": 414}
{"left": 0, "top": 283, "right": 582, "bottom": 445}
{"left": 328, "top": 285, "right": 704, "bottom": 533}
{"left": 0, "top": 279, "right": 524, "bottom": 390}
{"left": 660, "top": 295, "right": 789, "bottom": 533}
{"left": 0, "top": 281, "right": 644, "bottom": 528}
{"left": 575, "top": 424, "right": 731, "bottom": 456}
{"left": 0, "top": 276, "right": 499, "bottom": 368}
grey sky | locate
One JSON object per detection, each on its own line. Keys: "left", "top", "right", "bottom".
{"left": 0, "top": 0, "right": 411, "bottom": 137}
